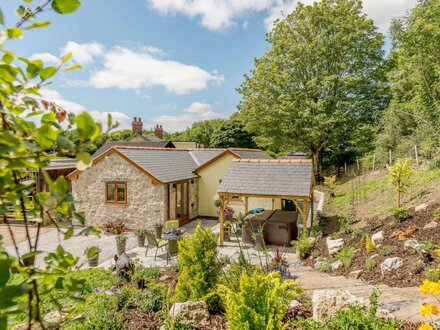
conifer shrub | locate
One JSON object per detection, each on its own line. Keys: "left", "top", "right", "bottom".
{"left": 219, "top": 269, "right": 298, "bottom": 330}
{"left": 365, "top": 235, "right": 375, "bottom": 253}
{"left": 175, "top": 223, "right": 221, "bottom": 302}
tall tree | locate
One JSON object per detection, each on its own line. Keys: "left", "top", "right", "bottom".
{"left": 376, "top": 0, "right": 440, "bottom": 162}
{"left": 165, "top": 119, "right": 226, "bottom": 147}
{"left": 238, "top": 0, "right": 388, "bottom": 178}
{"left": 211, "top": 120, "right": 256, "bottom": 148}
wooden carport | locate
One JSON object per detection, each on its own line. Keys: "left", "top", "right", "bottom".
{"left": 217, "top": 159, "right": 314, "bottom": 245}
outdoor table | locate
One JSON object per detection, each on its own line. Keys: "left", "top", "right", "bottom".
{"left": 162, "top": 229, "right": 186, "bottom": 263}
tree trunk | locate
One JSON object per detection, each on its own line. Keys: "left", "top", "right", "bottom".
{"left": 311, "top": 147, "right": 323, "bottom": 181}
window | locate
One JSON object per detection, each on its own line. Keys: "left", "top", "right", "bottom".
{"left": 106, "top": 182, "right": 127, "bottom": 204}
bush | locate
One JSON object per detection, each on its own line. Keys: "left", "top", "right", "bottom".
{"left": 318, "top": 260, "right": 332, "bottom": 273}
{"left": 391, "top": 207, "right": 409, "bottom": 222}
{"left": 316, "top": 211, "right": 327, "bottom": 227}
{"left": 351, "top": 229, "right": 363, "bottom": 240}
{"left": 429, "top": 158, "right": 440, "bottom": 170}
{"left": 83, "top": 293, "right": 123, "bottom": 329}
{"left": 118, "top": 283, "right": 167, "bottom": 313}
{"left": 424, "top": 268, "right": 440, "bottom": 282}
{"left": 219, "top": 269, "right": 298, "bottom": 330}
{"left": 338, "top": 214, "right": 356, "bottom": 234}
{"left": 203, "top": 291, "right": 224, "bottom": 314}
{"left": 311, "top": 250, "right": 320, "bottom": 259}
{"left": 292, "top": 232, "right": 314, "bottom": 259}
{"left": 336, "top": 247, "right": 355, "bottom": 268}
{"left": 132, "top": 266, "right": 161, "bottom": 283}
{"left": 175, "top": 223, "right": 221, "bottom": 302}
{"left": 382, "top": 245, "right": 397, "bottom": 256}
{"left": 365, "top": 235, "right": 375, "bottom": 253}
{"left": 366, "top": 258, "right": 377, "bottom": 271}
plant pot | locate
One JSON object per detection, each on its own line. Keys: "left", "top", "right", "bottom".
{"left": 155, "top": 226, "right": 163, "bottom": 239}
{"left": 137, "top": 235, "right": 145, "bottom": 247}
{"left": 254, "top": 232, "right": 265, "bottom": 251}
{"left": 88, "top": 254, "right": 99, "bottom": 267}
{"left": 116, "top": 240, "right": 126, "bottom": 256}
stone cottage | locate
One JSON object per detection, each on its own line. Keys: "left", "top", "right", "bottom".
{"left": 67, "top": 146, "right": 272, "bottom": 229}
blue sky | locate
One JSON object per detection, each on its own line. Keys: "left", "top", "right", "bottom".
{"left": 2, "top": 0, "right": 417, "bottom": 132}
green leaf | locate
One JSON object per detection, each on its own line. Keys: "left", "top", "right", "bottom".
{"left": 39, "top": 66, "right": 57, "bottom": 80}
{"left": 51, "top": 0, "right": 81, "bottom": 14}
{"left": 26, "top": 60, "right": 43, "bottom": 78}
{"left": 0, "top": 7, "right": 5, "bottom": 25}
{"left": 0, "top": 64, "right": 16, "bottom": 82}
{"left": 64, "top": 226, "right": 74, "bottom": 240}
{"left": 61, "top": 52, "right": 72, "bottom": 63}
{"left": 16, "top": 5, "right": 26, "bottom": 18}
{"left": 63, "top": 63, "right": 81, "bottom": 71}
{"left": 76, "top": 152, "right": 91, "bottom": 171}
{"left": 2, "top": 51, "right": 14, "bottom": 64}
{"left": 86, "top": 246, "right": 98, "bottom": 259}
{"left": 75, "top": 112, "right": 101, "bottom": 141}
{"left": 35, "top": 124, "right": 58, "bottom": 149}
{"left": 41, "top": 112, "right": 56, "bottom": 124}
{"left": 24, "top": 21, "right": 51, "bottom": 30}
{"left": 56, "top": 135, "right": 74, "bottom": 150}
{"left": 6, "top": 27, "right": 23, "bottom": 39}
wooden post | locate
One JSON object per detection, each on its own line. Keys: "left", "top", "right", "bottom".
{"left": 372, "top": 154, "right": 376, "bottom": 171}
{"left": 271, "top": 198, "right": 275, "bottom": 210}
{"left": 389, "top": 150, "right": 392, "bottom": 165}
{"left": 244, "top": 196, "right": 249, "bottom": 213}
{"left": 344, "top": 163, "right": 347, "bottom": 174}
{"left": 219, "top": 195, "right": 225, "bottom": 246}
{"left": 302, "top": 197, "right": 308, "bottom": 232}
{"left": 415, "top": 145, "right": 419, "bottom": 167}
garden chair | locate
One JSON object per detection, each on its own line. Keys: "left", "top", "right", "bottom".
{"left": 145, "top": 231, "right": 168, "bottom": 260}
{"left": 167, "top": 239, "right": 179, "bottom": 264}
{"left": 165, "top": 220, "right": 179, "bottom": 230}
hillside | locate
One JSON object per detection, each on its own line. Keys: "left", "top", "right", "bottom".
{"left": 323, "top": 168, "right": 440, "bottom": 221}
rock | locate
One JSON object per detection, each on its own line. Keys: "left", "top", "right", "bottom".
{"left": 381, "top": 257, "right": 404, "bottom": 273}
{"left": 331, "top": 260, "right": 343, "bottom": 271}
{"left": 411, "top": 259, "right": 425, "bottom": 275}
{"left": 290, "top": 299, "right": 302, "bottom": 308}
{"left": 11, "top": 324, "right": 43, "bottom": 330}
{"left": 371, "top": 231, "right": 384, "bottom": 245}
{"left": 169, "top": 301, "right": 210, "bottom": 328}
{"left": 415, "top": 203, "right": 428, "bottom": 212}
{"left": 423, "top": 221, "right": 438, "bottom": 230}
{"left": 312, "top": 289, "right": 368, "bottom": 321}
{"left": 404, "top": 239, "right": 421, "bottom": 250}
{"left": 348, "top": 270, "right": 363, "bottom": 280}
{"left": 43, "top": 311, "right": 67, "bottom": 324}
{"left": 326, "top": 238, "right": 344, "bottom": 255}
{"left": 159, "top": 275, "right": 173, "bottom": 282}
{"left": 376, "top": 309, "right": 395, "bottom": 320}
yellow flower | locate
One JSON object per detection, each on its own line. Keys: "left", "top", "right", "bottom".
{"left": 418, "top": 322, "right": 433, "bottom": 330}
{"left": 435, "top": 249, "right": 440, "bottom": 257}
{"left": 419, "top": 280, "right": 440, "bottom": 295}
{"left": 420, "top": 303, "right": 439, "bottom": 317}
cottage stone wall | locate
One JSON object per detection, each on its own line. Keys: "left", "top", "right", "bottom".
{"left": 71, "top": 153, "right": 166, "bottom": 229}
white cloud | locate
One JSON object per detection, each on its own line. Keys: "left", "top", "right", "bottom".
{"left": 89, "top": 46, "right": 223, "bottom": 95}
{"left": 38, "top": 89, "right": 130, "bottom": 129}
{"left": 147, "top": 0, "right": 417, "bottom": 33}
{"left": 152, "top": 102, "right": 225, "bottom": 132}
{"left": 61, "top": 41, "right": 104, "bottom": 66}
{"left": 29, "top": 53, "right": 61, "bottom": 66}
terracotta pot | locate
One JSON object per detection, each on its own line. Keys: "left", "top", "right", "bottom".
{"left": 88, "top": 254, "right": 99, "bottom": 267}
{"left": 116, "top": 240, "right": 126, "bottom": 256}
{"left": 155, "top": 226, "right": 163, "bottom": 239}
{"left": 137, "top": 235, "right": 145, "bottom": 247}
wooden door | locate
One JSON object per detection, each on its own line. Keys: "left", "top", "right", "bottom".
{"left": 176, "top": 182, "right": 190, "bottom": 226}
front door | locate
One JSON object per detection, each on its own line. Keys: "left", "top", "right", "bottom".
{"left": 176, "top": 182, "right": 189, "bottom": 226}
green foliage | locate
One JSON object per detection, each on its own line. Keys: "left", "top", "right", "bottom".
{"left": 382, "top": 245, "right": 397, "bottom": 256}
{"left": 238, "top": 0, "right": 387, "bottom": 176}
{"left": 311, "top": 250, "right": 320, "bottom": 259}
{"left": 336, "top": 247, "right": 356, "bottom": 268}
{"left": 82, "top": 293, "right": 123, "bottom": 329}
{"left": 132, "top": 266, "right": 161, "bottom": 283}
{"left": 389, "top": 159, "right": 413, "bottom": 207}
{"left": 202, "top": 291, "right": 224, "bottom": 314}
{"left": 366, "top": 258, "right": 377, "bottom": 271}
{"left": 433, "top": 207, "right": 440, "bottom": 220}
{"left": 210, "top": 119, "right": 256, "bottom": 149}
{"left": 391, "top": 207, "right": 409, "bottom": 222}
{"left": 338, "top": 214, "right": 356, "bottom": 234}
{"left": 219, "top": 269, "right": 298, "bottom": 330}
{"left": 351, "top": 229, "right": 363, "bottom": 240}
{"left": 134, "top": 228, "right": 147, "bottom": 236}
{"left": 429, "top": 159, "right": 440, "bottom": 170}
{"left": 424, "top": 268, "right": 440, "bottom": 282}
{"left": 118, "top": 283, "right": 167, "bottom": 313}
{"left": 316, "top": 211, "right": 328, "bottom": 227}
{"left": 175, "top": 223, "right": 221, "bottom": 302}
{"left": 365, "top": 235, "right": 376, "bottom": 253}
{"left": 318, "top": 260, "right": 332, "bottom": 273}
{"left": 292, "top": 232, "right": 314, "bottom": 259}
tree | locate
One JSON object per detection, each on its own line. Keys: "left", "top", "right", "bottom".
{"left": 164, "top": 119, "right": 226, "bottom": 147}
{"left": 376, "top": 0, "right": 440, "bottom": 162}
{"left": 238, "top": 0, "right": 388, "bottom": 178}
{"left": 389, "top": 159, "right": 413, "bottom": 207}
{"left": 0, "top": 1, "right": 109, "bottom": 328}
{"left": 211, "top": 119, "right": 256, "bottom": 148}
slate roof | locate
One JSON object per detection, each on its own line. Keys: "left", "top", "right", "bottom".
{"left": 93, "top": 141, "right": 175, "bottom": 158}
{"left": 189, "top": 150, "right": 224, "bottom": 166}
{"left": 45, "top": 159, "right": 77, "bottom": 170}
{"left": 116, "top": 147, "right": 199, "bottom": 183}
{"left": 218, "top": 159, "right": 312, "bottom": 197}
{"left": 231, "top": 149, "right": 273, "bottom": 160}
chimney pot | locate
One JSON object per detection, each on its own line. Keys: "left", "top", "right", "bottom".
{"left": 132, "top": 116, "right": 143, "bottom": 134}
{"left": 154, "top": 124, "right": 163, "bottom": 139}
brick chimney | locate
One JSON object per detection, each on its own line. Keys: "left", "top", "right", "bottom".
{"left": 154, "top": 124, "right": 163, "bottom": 139}
{"left": 132, "top": 117, "right": 143, "bottom": 134}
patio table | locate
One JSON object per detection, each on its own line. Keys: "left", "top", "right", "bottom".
{"left": 162, "top": 229, "right": 186, "bottom": 263}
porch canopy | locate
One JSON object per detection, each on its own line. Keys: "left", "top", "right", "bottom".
{"left": 217, "top": 158, "right": 313, "bottom": 245}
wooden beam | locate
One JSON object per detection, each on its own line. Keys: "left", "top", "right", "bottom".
{"left": 271, "top": 198, "right": 275, "bottom": 210}
{"left": 244, "top": 196, "right": 248, "bottom": 213}
{"left": 302, "top": 197, "right": 308, "bottom": 232}
{"left": 219, "top": 194, "right": 225, "bottom": 246}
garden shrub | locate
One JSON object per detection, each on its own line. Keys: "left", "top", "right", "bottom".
{"left": 118, "top": 282, "right": 167, "bottom": 313}
{"left": 424, "top": 268, "right": 440, "bottom": 282}
{"left": 175, "top": 223, "right": 221, "bottom": 302}
{"left": 318, "top": 260, "right": 332, "bottom": 273}
{"left": 292, "top": 232, "right": 314, "bottom": 259}
{"left": 316, "top": 211, "right": 328, "bottom": 227}
{"left": 351, "top": 229, "right": 363, "bottom": 239}
{"left": 203, "top": 291, "right": 224, "bottom": 314}
{"left": 336, "top": 247, "right": 355, "bottom": 268}
{"left": 219, "top": 269, "right": 298, "bottom": 330}
{"left": 338, "top": 214, "right": 356, "bottom": 234}
{"left": 366, "top": 258, "right": 377, "bottom": 271}
{"left": 365, "top": 235, "right": 375, "bottom": 253}
{"left": 132, "top": 266, "right": 161, "bottom": 284}
{"left": 429, "top": 158, "right": 440, "bottom": 170}
{"left": 391, "top": 207, "right": 409, "bottom": 222}
{"left": 83, "top": 293, "right": 123, "bottom": 329}
{"left": 382, "top": 245, "right": 397, "bottom": 256}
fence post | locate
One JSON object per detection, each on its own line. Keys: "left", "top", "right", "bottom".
{"left": 415, "top": 145, "right": 419, "bottom": 167}
{"left": 372, "top": 154, "right": 376, "bottom": 171}
{"left": 389, "top": 150, "right": 392, "bottom": 165}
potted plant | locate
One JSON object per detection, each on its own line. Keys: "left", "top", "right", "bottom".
{"left": 224, "top": 221, "right": 232, "bottom": 242}
{"left": 85, "top": 246, "right": 101, "bottom": 267}
{"left": 103, "top": 219, "right": 126, "bottom": 235}
{"left": 135, "top": 229, "right": 147, "bottom": 247}
{"left": 115, "top": 235, "right": 127, "bottom": 256}
{"left": 224, "top": 207, "right": 235, "bottom": 221}
{"left": 155, "top": 223, "right": 163, "bottom": 239}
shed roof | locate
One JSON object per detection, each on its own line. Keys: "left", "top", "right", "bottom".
{"left": 218, "top": 159, "right": 313, "bottom": 197}
{"left": 45, "top": 159, "right": 77, "bottom": 170}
